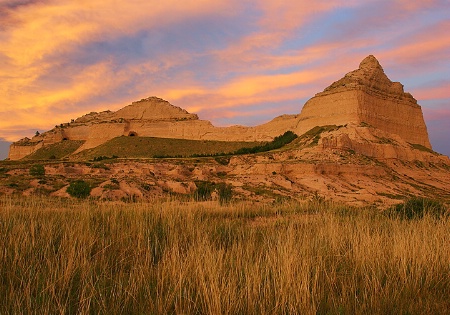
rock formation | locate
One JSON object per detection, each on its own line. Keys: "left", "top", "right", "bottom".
{"left": 8, "top": 55, "right": 434, "bottom": 160}
{"left": 298, "top": 55, "right": 431, "bottom": 148}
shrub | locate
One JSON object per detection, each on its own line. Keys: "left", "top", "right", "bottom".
{"left": 389, "top": 197, "right": 448, "bottom": 220}
{"left": 194, "top": 181, "right": 214, "bottom": 201}
{"left": 29, "top": 164, "right": 45, "bottom": 176}
{"left": 67, "top": 180, "right": 91, "bottom": 199}
{"left": 217, "top": 182, "right": 233, "bottom": 205}
{"left": 214, "top": 156, "right": 230, "bottom": 165}
{"left": 234, "top": 131, "right": 298, "bottom": 155}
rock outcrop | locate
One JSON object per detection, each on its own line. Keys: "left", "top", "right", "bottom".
{"left": 8, "top": 56, "right": 434, "bottom": 160}
{"left": 298, "top": 55, "right": 431, "bottom": 148}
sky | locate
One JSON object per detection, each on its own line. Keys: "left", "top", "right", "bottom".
{"left": 0, "top": 0, "right": 449, "bottom": 160}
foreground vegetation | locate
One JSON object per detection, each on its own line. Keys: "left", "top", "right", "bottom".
{"left": 1, "top": 196, "right": 449, "bottom": 314}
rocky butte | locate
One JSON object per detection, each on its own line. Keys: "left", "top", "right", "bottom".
{"left": 9, "top": 55, "right": 432, "bottom": 160}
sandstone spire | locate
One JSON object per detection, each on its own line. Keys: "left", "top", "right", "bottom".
{"left": 322, "top": 55, "right": 412, "bottom": 101}
{"left": 358, "top": 54, "right": 383, "bottom": 71}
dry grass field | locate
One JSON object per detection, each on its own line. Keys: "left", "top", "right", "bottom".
{"left": 0, "top": 196, "right": 449, "bottom": 314}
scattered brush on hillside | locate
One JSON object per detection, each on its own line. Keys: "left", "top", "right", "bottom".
{"left": 409, "top": 143, "right": 437, "bottom": 155}
{"left": 0, "top": 196, "right": 448, "bottom": 314}
{"left": 294, "top": 125, "right": 341, "bottom": 147}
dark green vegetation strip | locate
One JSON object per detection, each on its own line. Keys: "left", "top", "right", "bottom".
{"left": 233, "top": 131, "right": 297, "bottom": 154}
{"left": 74, "top": 136, "right": 264, "bottom": 160}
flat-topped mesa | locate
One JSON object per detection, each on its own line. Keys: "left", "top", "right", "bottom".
{"left": 298, "top": 55, "right": 431, "bottom": 148}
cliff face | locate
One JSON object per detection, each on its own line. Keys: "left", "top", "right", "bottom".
{"left": 299, "top": 55, "right": 431, "bottom": 148}
{"left": 8, "top": 56, "right": 434, "bottom": 160}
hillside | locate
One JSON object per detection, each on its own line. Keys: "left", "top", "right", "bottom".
{"left": 1, "top": 122, "right": 449, "bottom": 206}
{"left": 73, "top": 137, "right": 263, "bottom": 160}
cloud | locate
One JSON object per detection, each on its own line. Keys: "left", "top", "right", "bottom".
{"left": 0, "top": 0, "right": 449, "bottom": 156}
{"left": 377, "top": 20, "right": 450, "bottom": 66}
{"left": 0, "top": 0, "right": 241, "bottom": 140}
{"left": 422, "top": 106, "right": 450, "bottom": 122}
{"left": 0, "top": 0, "right": 239, "bottom": 104}
{"left": 412, "top": 82, "right": 450, "bottom": 101}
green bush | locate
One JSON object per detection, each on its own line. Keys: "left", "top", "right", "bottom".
{"left": 29, "top": 164, "right": 45, "bottom": 176}
{"left": 93, "top": 155, "right": 119, "bottom": 161}
{"left": 389, "top": 197, "right": 448, "bottom": 220}
{"left": 234, "top": 131, "right": 297, "bottom": 155}
{"left": 67, "top": 180, "right": 92, "bottom": 199}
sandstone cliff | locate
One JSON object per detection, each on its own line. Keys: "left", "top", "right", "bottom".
{"left": 8, "top": 56, "right": 435, "bottom": 160}
{"left": 298, "top": 55, "right": 431, "bottom": 148}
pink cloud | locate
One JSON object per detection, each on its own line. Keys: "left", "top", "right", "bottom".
{"left": 377, "top": 20, "right": 450, "bottom": 67}
{"left": 412, "top": 82, "right": 450, "bottom": 100}
{"left": 422, "top": 107, "right": 450, "bottom": 122}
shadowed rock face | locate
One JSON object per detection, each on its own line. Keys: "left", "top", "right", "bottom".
{"left": 9, "top": 55, "right": 433, "bottom": 160}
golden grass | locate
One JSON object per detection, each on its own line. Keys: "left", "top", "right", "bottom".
{"left": 0, "top": 196, "right": 449, "bottom": 314}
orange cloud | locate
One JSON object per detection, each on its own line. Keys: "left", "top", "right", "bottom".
{"left": 0, "top": 0, "right": 240, "bottom": 141}
{"left": 1, "top": 0, "right": 236, "bottom": 66}
{"left": 0, "top": 0, "right": 238, "bottom": 102}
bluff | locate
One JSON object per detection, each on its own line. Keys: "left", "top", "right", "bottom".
{"left": 8, "top": 55, "right": 433, "bottom": 160}
{"left": 298, "top": 55, "right": 431, "bottom": 148}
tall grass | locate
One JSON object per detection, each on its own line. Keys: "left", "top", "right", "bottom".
{"left": 0, "top": 196, "right": 449, "bottom": 314}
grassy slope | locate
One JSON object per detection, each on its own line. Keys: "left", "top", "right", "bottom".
{"left": 24, "top": 140, "right": 85, "bottom": 160}
{"left": 74, "top": 136, "right": 264, "bottom": 159}
{"left": 23, "top": 127, "right": 329, "bottom": 161}
{"left": 1, "top": 196, "right": 448, "bottom": 314}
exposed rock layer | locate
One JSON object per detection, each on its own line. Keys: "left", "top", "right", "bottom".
{"left": 300, "top": 55, "right": 430, "bottom": 148}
